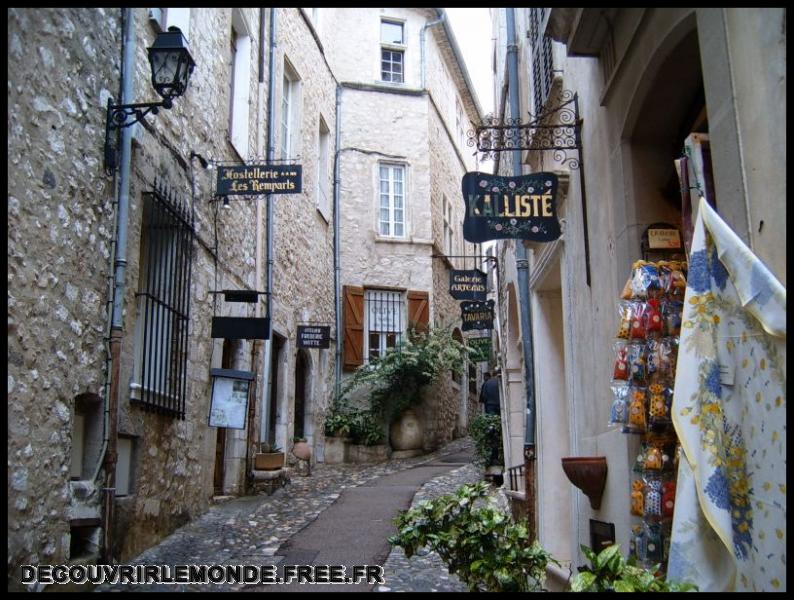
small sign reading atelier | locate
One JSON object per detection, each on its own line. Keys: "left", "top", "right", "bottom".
{"left": 217, "top": 164, "right": 302, "bottom": 196}
{"left": 297, "top": 325, "right": 331, "bottom": 349}
{"left": 462, "top": 171, "right": 561, "bottom": 243}
{"left": 648, "top": 228, "right": 682, "bottom": 249}
{"left": 449, "top": 269, "right": 487, "bottom": 301}
{"left": 460, "top": 300, "right": 495, "bottom": 331}
{"left": 468, "top": 336, "right": 492, "bottom": 363}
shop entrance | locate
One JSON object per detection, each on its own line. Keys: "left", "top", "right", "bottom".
{"left": 293, "top": 349, "right": 308, "bottom": 439}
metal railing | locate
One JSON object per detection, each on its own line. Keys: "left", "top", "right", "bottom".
{"left": 507, "top": 463, "right": 525, "bottom": 493}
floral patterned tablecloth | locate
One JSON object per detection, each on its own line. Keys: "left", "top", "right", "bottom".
{"left": 667, "top": 198, "right": 786, "bottom": 592}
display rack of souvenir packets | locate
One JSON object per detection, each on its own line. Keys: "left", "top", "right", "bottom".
{"left": 608, "top": 259, "right": 687, "bottom": 573}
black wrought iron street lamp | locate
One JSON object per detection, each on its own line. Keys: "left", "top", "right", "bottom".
{"left": 104, "top": 26, "right": 195, "bottom": 171}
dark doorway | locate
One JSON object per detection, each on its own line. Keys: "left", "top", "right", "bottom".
{"left": 268, "top": 333, "right": 285, "bottom": 444}
{"left": 294, "top": 350, "right": 308, "bottom": 439}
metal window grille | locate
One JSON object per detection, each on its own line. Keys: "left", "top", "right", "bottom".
{"left": 529, "top": 8, "right": 554, "bottom": 115}
{"left": 364, "top": 290, "right": 404, "bottom": 362}
{"left": 134, "top": 181, "right": 194, "bottom": 419}
{"left": 381, "top": 49, "right": 404, "bottom": 83}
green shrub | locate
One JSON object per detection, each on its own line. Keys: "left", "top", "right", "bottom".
{"left": 389, "top": 481, "right": 557, "bottom": 592}
{"left": 468, "top": 413, "right": 504, "bottom": 466}
{"left": 570, "top": 544, "right": 698, "bottom": 592}
{"left": 339, "top": 326, "right": 467, "bottom": 423}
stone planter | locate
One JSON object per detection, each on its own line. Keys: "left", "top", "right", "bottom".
{"left": 254, "top": 452, "right": 285, "bottom": 471}
{"left": 389, "top": 408, "right": 423, "bottom": 451}
{"left": 346, "top": 443, "right": 390, "bottom": 464}
{"left": 323, "top": 437, "right": 349, "bottom": 464}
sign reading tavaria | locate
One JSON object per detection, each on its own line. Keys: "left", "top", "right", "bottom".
{"left": 461, "top": 172, "right": 561, "bottom": 243}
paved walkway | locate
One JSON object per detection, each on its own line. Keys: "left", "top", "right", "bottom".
{"left": 97, "top": 437, "right": 482, "bottom": 592}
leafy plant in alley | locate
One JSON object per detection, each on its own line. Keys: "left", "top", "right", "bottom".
{"left": 468, "top": 413, "right": 504, "bottom": 466}
{"left": 389, "top": 481, "right": 557, "bottom": 592}
{"left": 570, "top": 543, "right": 698, "bottom": 592}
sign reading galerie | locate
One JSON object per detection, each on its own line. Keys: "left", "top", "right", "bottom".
{"left": 449, "top": 269, "right": 487, "bottom": 301}
{"left": 460, "top": 300, "right": 495, "bottom": 331}
{"left": 461, "top": 171, "right": 561, "bottom": 243}
{"left": 297, "top": 325, "right": 331, "bottom": 349}
{"left": 217, "top": 164, "right": 302, "bottom": 195}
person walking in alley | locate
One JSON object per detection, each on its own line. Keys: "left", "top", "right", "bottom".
{"left": 479, "top": 370, "right": 501, "bottom": 416}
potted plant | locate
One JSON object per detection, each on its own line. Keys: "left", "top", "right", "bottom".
{"left": 570, "top": 544, "right": 698, "bottom": 592}
{"left": 254, "top": 442, "right": 284, "bottom": 471}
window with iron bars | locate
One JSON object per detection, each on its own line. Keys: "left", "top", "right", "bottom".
{"left": 529, "top": 8, "right": 554, "bottom": 116}
{"left": 130, "top": 184, "right": 194, "bottom": 419}
{"left": 364, "top": 289, "right": 405, "bottom": 362}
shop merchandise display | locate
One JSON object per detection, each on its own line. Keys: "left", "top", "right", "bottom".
{"left": 609, "top": 259, "right": 687, "bottom": 573}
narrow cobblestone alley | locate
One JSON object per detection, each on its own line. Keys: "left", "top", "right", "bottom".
{"left": 97, "top": 438, "right": 481, "bottom": 592}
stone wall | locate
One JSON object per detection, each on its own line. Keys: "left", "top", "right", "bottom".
{"left": 267, "top": 7, "right": 338, "bottom": 455}
{"left": 7, "top": 8, "right": 122, "bottom": 586}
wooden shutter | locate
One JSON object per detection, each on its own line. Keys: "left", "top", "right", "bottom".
{"left": 342, "top": 285, "right": 364, "bottom": 371}
{"left": 407, "top": 290, "right": 429, "bottom": 333}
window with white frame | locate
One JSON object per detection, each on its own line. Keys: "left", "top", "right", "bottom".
{"left": 229, "top": 10, "right": 251, "bottom": 159}
{"left": 316, "top": 116, "right": 330, "bottom": 219}
{"left": 378, "top": 163, "right": 406, "bottom": 238}
{"left": 281, "top": 60, "right": 301, "bottom": 160}
{"left": 380, "top": 19, "right": 405, "bottom": 83}
{"left": 364, "top": 289, "right": 405, "bottom": 362}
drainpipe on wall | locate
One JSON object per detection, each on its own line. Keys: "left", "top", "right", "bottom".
{"left": 420, "top": 9, "right": 445, "bottom": 90}
{"left": 506, "top": 7, "right": 538, "bottom": 541}
{"left": 260, "top": 7, "right": 278, "bottom": 445}
{"left": 102, "top": 6, "right": 136, "bottom": 563}
{"left": 333, "top": 85, "right": 342, "bottom": 400}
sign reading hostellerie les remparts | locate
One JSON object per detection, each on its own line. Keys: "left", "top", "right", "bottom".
{"left": 217, "top": 164, "right": 302, "bottom": 196}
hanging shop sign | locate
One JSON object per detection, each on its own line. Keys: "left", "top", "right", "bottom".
{"left": 211, "top": 316, "right": 270, "bottom": 340}
{"left": 208, "top": 368, "right": 253, "bottom": 429}
{"left": 216, "top": 164, "right": 302, "bottom": 195}
{"left": 468, "top": 335, "right": 492, "bottom": 363}
{"left": 449, "top": 269, "right": 487, "bottom": 301}
{"left": 297, "top": 325, "right": 331, "bottom": 349}
{"left": 460, "top": 300, "right": 494, "bottom": 331}
{"left": 461, "top": 171, "right": 561, "bottom": 243}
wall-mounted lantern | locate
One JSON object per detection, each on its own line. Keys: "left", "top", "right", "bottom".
{"left": 104, "top": 26, "right": 195, "bottom": 171}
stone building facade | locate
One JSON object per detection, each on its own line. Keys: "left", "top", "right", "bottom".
{"left": 316, "top": 8, "right": 486, "bottom": 451}
{"left": 488, "top": 6, "right": 786, "bottom": 590}
{"left": 7, "top": 7, "right": 337, "bottom": 587}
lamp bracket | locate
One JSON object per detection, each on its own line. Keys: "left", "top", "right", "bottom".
{"left": 104, "top": 96, "right": 173, "bottom": 172}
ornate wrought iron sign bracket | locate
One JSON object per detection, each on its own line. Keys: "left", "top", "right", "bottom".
{"left": 467, "top": 90, "right": 591, "bottom": 287}
{"left": 467, "top": 89, "right": 581, "bottom": 170}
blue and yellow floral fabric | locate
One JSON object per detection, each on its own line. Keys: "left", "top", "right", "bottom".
{"left": 667, "top": 198, "right": 786, "bottom": 592}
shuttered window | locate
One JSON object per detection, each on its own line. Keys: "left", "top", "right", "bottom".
{"left": 342, "top": 287, "right": 429, "bottom": 370}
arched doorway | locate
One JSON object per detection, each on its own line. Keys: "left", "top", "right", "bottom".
{"left": 293, "top": 349, "right": 309, "bottom": 440}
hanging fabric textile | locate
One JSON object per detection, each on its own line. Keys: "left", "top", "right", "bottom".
{"left": 667, "top": 197, "right": 786, "bottom": 591}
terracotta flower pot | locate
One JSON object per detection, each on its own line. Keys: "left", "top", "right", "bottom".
{"left": 254, "top": 452, "right": 285, "bottom": 471}
{"left": 561, "top": 456, "right": 608, "bottom": 510}
{"left": 292, "top": 441, "right": 311, "bottom": 461}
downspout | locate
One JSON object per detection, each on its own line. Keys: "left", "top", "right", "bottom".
{"left": 260, "top": 7, "right": 278, "bottom": 444}
{"left": 420, "top": 9, "right": 445, "bottom": 90}
{"left": 333, "top": 85, "right": 342, "bottom": 399}
{"left": 506, "top": 7, "right": 538, "bottom": 537}
{"left": 102, "top": 6, "right": 135, "bottom": 563}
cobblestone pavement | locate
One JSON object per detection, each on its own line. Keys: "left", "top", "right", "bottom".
{"left": 97, "top": 437, "right": 479, "bottom": 592}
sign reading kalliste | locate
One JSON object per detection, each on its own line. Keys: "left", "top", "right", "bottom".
{"left": 461, "top": 172, "right": 561, "bottom": 243}
{"left": 217, "top": 164, "right": 302, "bottom": 195}
{"left": 449, "top": 269, "right": 487, "bottom": 301}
